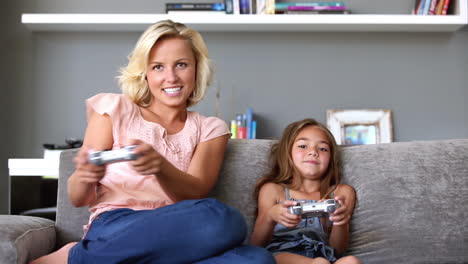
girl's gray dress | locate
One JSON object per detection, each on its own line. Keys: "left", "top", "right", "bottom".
{"left": 265, "top": 188, "right": 337, "bottom": 262}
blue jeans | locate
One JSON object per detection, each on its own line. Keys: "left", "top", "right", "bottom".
{"left": 69, "top": 198, "right": 275, "bottom": 264}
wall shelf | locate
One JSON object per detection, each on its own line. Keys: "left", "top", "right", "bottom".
{"left": 8, "top": 159, "right": 59, "bottom": 177}
{"left": 22, "top": 11, "right": 468, "bottom": 32}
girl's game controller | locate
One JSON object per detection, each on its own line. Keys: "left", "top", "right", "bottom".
{"left": 88, "top": 145, "right": 139, "bottom": 166}
{"left": 288, "top": 199, "right": 339, "bottom": 218}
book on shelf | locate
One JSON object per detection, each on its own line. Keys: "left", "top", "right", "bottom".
{"left": 413, "top": 0, "right": 421, "bottom": 14}
{"left": 256, "top": 0, "right": 267, "bottom": 14}
{"left": 415, "top": 0, "right": 426, "bottom": 14}
{"left": 225, "top": 0, "right": 241, "bottom": 14}
{"left": 287, "top": 5, "right": 346, "bottom": 11}
{"left": 275, "top": 1, "right": 348, "bottom": 14}
{"left": 239, "top": 0, "right": 251, "bottom": 14}
{"left": 246, "top": 107, "right": 253, "bottom": 139}
{"left": 282, "top": 9, "right": 350, "bottom": 14}
{"left": 230, "top": 120, "right": 237, "bottom": 139}
{"left": 423, "top": 0, "right": 431, "bottom": 14}
{"left": 413, "top": 0, "right": 452, "bottom": 15}
{"left": 436, "top": 0, "right": 445, "bottom": 14}
{"left": 225, "top": 0, "right": 234, "bottom": 13}
{"left": 441, "top": 0, "right": 451, "bottom": 15}
{"left": 275, "top": 1, "right": 345, "bottom": 11}
{"left": 265, "top": 0, "right": 275, "bottom": 14}
{"left": 223, "top": 0, "right": 351, "bottom": 15}
{"left": 238, "top": 114, "right": 247, "bottom": 139}
{"left": 230, "top": 108, "right": 257, "bottom": 139}
{"left": 428, "top": 0, "right": 439, "bottom": 14}
{"left": 166, "top": 3, "right": 226, "bottom": 13}
{"left": 224, "top": 0, "right": 275, "bottom": 14}
{"left": 167, "top": 10, "right": 226, "bottom": 14}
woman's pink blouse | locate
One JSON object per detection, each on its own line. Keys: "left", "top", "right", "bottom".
{"left": 82, "top": 93, "right": 230, "bottom": 232}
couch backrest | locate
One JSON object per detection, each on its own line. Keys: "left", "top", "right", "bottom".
{"left": 56, "top": 138, "right": 468, "bottom": 264}
{"left": 340, "top": 138, "right": 468, "bottom": 264}
{"left": 55, "top": 139, "right": 276, "bottom": 246}
{"left": 55, "top": 148, "right": 87, "bottom": 246}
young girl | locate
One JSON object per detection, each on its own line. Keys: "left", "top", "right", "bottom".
{"left": 251, "top": 118, "right": 360, "bottom": 264}
{"left": 30, "top": 20, "right": 274, "bottom": 264}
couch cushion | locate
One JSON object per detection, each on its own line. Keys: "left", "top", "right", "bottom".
{"left": 56, "top": 149, "right": 90, "bottom": 247}
{"left": 210, "top": 139, "right": 275, "bottom": 242}
{"left": 341, "top": 139, "right": 468, "bottom": 264}
{"left": 0, "top": 215, "right": 55, "bottom": 264}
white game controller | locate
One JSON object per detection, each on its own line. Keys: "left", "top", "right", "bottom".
{"left": 88, "top": 145, "right": 139, "bottom": 166}
{"left": 288, "top": 199, "right": 339, "bottom": 218}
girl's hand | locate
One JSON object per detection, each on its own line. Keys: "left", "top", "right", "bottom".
{"left": 268, "top": 200, "right": 302, "bottom": 228}
{"left": 128, "top": 139, "right": 166, "bottom": 175}
{"left": 329, "top": 196, "right": 351, "bottom": 226}
{"left": 72, "top": 147, "right": 106, "bottom": 184}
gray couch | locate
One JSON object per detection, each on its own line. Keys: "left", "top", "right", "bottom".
{"left": 1, "top": 139, "right": 468, "bottom": 263}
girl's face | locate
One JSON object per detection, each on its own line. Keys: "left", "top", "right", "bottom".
{"left": 291, "top": 126, "right": 331, "bottom": 181}
{"left": 146, "top": 37, "right": 196, "bottom": 109}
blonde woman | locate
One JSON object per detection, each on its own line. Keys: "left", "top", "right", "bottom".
{"left": 30, "top": 20, "right": 274, "bottom": 264}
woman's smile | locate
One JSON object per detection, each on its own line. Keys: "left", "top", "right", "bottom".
{"left": 163, "top": 86, "right": 183, "bottom": 96}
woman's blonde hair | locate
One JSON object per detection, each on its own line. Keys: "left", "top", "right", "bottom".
{"left": 254, "top": 118, "right": 341, "bottom": 201}
{"left": 117, "top": 20, "right": 213, "bottom": 107}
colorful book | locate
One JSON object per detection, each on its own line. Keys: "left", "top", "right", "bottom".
{"left": 237, "top": 114, "right": 247, "bottom": 139}
{"left": 232, "top": 0, "right": 241, "bottom": 14}
{"left": 240, "top": 0, "right": 251, "bottom": 14}
{"left": 275, "top": 1, "right": 345, "bottom": 11}
{"left": 230, "top": 120, "right": 237, "bottom": 139}
{"left": 418, "top": 0, "right": 426, "bottom": 14}
{"left": 265, "top": 0, "right": 276, "bottom": 14}
{"left": 251, "top": 0, "right": 257, "bottom": 14}
{"left": 225, "top": 0, "right": 234, "bottom": 14}
{"left": 166, "top": 3, "right": 226, "bottom": 12}
{"left": 257, "top": 0, "right": 267, "bottom": 14}
{"left": 246, "top": 107, "right": 253, "bottom": 139}
{"left": 167, "top": 10, "right": 226, "bottom": 14}
{"left": 422, "top": 0, "right": 431, "bottom": 14}
{"left": 441, "top": 0, "right": 451, "bottom": 15}
{"left": 436, "top": 0, "right": 445, "bottom": 14}
{"left": 287, "top": 5, "right": 346, "bottom": 11}
{"left": 413, "top": 0, "right": 422, "bottom": 14}
{"left": 429, "top": 0, "right": 438, "bottom": 14}
{"left": 251, "top": 121, "right": 257, "bottom": 139}
{"left": 283, "top": 10, "right": 350, "bottom": 14}
{"left": 231, "top": 108, "right": 257, "bottom": 139}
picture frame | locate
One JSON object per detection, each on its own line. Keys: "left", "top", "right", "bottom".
{"left": 326, "top": 109, "right": 393, "bottom": 145}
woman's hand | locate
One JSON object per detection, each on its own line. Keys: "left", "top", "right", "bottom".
{"left": 269, "top": 200, "right": 302, "bottom": 228}
{"left": 72, "top": 147, "right": 106, "bottom": 184}
{"left": 329, "top": 196, "right": 351, "bottom": 226}
{"left": 68, "top": 147, "right": 106, "bottom": 207}
{"left": 128, "top": 139, "right": 166, "bottom": 175}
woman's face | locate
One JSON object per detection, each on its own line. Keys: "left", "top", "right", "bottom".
{"left": 291, "top": 126, "right": 331, "bottom": 181}
{"left": 146, "top": 37, "right": 196, "bottom": 109}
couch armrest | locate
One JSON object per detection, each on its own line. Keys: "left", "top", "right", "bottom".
{"left": 0, "top": 215, "right": 56, "bottom": 264}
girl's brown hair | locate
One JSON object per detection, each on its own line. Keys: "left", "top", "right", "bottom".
{"left": 254, "top": 118, "right": 341, "bottom": 201}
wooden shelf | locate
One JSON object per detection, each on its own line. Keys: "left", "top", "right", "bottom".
{"left": 22, "top": 11, "right": 468, "bottom": 32}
